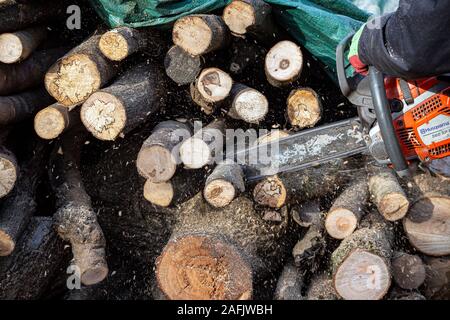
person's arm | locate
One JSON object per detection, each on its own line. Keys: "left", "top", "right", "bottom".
{"left": 356, "top": 0, "right": 450, "bottom": 79}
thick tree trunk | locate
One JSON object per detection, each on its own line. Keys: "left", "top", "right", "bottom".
{"left": 227, "top": 83, "right": 268, "bottom": 124}
{"left": 156, "top": 193, "right": 292, "bottom": 300}
{"left": 164, "top": 45, "right": 202, "bottom": 86}
{"left": 265, "top": 40, "right": 303, "bottom": 87}
{"left": 286, "top": 88, "right": 322, "bottom": 129}
{"left": 81, "top": 62, "right": 165, "bottom": 141}
{"left": 0, "top": 26, "right": 47, "bottom": 63}
{"left": 45, "top": 34, "right": 119, "bottom": 107}
{"left": 34, "top": 103, "right": 81, "bottom": 140}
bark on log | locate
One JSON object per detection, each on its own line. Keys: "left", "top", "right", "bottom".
{"left": 306, "top": 274, "right": 338, "bottom": 300}
{"left": 172, "top": 14, "right": 230, "bottom": 56}
{"left": 0, "top": 47, "right": 66, "bottom": 96}
{"left": 136, "top": 121, "right": 192, "bottom": 183}
{"left": 368, "top": 164, "right": 410, "bottom": 221}
{"left": 422, "top": 256, "right": 450, "bottom": 299}
{"left": 99, "top": 27, "right": 148, "bottom": 62}
{"left": 190, "top": 82, "right": 215, "bottom": 115}
{"left": 81, "top": 62, "right": 165, "bottom": 141}
{"left": 45, "top": 34, "right": 119, "bottom": 107}
{"left": 0, "top": 88, "right": 54, "bottom": 126}
{"left": 265, "top": 40, "right": 303, "bottom": 87}
{"left": 165, "top": 45, "right": 202, "bottom": 86}
{"left": 291, "top": 200, "right": 321, "bottom": 228}
{"left": 325, "top": 178, "right": 368, "bottom": 240}
{"left": 34, "top": 103, "right": 81, "bottom": 140}
{"left": 156, "top": 193, "right": 291, "bottom": 300}
{"left": 179, "top": 119, "right": 225, "bottom": 169}
{"left": 195, "top": 67, "right": 233, "bottom": 104}
{"left": 287, "top": 88, "right": 322, "bottom": 129}
{"left": 227, "top": 83, "right": 268, "bottom": 124}
{"left": 203, "top": 161, "right": 245, "bottom": 208}
{"left": 331, "top": 213, "right": 394, "bottom": 300}
{"left": 0, "top": 146, "right": 18, "bottom": 200}
{"left": 50, "top": 130, "right": 108, "bottom": 286}
{"left": 274, "top": 261, "right": 304, "bottom": 300}
{"left": 391, "top": 252, "right": 426, "bottom": 290}
{"left": 222, "top": 0, "right": 279, "bottom": 45}
{"left": 0, "top": 216, "right": 66, "bottom": 299}
{"left": 0, "top": 25, "right": 47, "bottom": 63}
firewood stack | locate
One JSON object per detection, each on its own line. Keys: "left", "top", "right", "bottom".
{"left": 0, "top": 0, "right": 449, "bottom": 300}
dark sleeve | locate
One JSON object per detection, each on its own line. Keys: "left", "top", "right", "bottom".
{"left": 358, "top": 0, "right": 450, "bottom": 79}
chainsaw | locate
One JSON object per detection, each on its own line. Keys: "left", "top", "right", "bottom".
{"left": 239, "top": 34, "right": 450, "bottom": 181}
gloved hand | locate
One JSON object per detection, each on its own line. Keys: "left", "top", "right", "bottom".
{"left": 348, "top": 23, "right": 369, "bottom": 76}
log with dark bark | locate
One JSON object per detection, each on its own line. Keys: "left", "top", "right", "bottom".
{"left": 50, "top": 130, "right": 108, "bottom": 286}
{"left": 81, "top": 62, "right": 165, "bottom": 141}
{"left": 389, "top": 288, "right": 426, "bottom": 300}
{"left": 136, "top": 120, "right": 192, "bottom": 183}
{"left": 265, "top": 40, "right": 303, "bottom": 87}
{"left": 99, "top": 27, "right": 148, "bottom": 62}
{"left": 227, "top": 83, "right": 268, "bottom": 124}
{"left": 172, "top": 14, "right": 230, "bottom": 56}
{"left": 391, "top": 252, "right": 426, "bottom": 290}
{"left": 331, "top": 213, "right": 394, "bottom": 300}
{"left": 34, "top": 103, "right": 81, "bottom": 140}
{"left": 287, "top": 88, "right": 322, "bottom": 129}
{"left": 306, "top": 274, "right": 338, "bottom": 300}
{"left": 274, "top": 261, "right": 304, "bottom": 300}
{"left": 155, "top": 193, "right": 292, "bottom": 300}
{"left": 0, "top": 87, "right": 54, "bottom": 126}
{"left": 0, "top": 48, "right": 66, "bottom": 95}
{"left": 0, "top": 25, "right": 47, "bottom": 63}
{"left": 165, "top": 45, "right": 202, "bottom": 86}
{"left": 0, "top": 216, "right": 66, "bottom": 299}
{"left": 422, "top": 256, "right": 450, "bottom": 299}
{"left": 45, "top": 34, "right": 119, "bottom": 107}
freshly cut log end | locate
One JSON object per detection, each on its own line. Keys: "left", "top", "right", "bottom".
{"left": 253, "top": 175, "right": 287, "bottom": 208}
{"left": 143, "top": 179, "right": 174, "bottom": 208}
{"left": 265, "top": 41, "right": 303, "bottom": 87}
{"left": 137, "top": 145, "right": 177, "bottom": 182}
{"left": 34, "top": 104, "right": 71, "bottom": 140}
{"left": 180, "top": 138, "right": 211, "bottom": 169}
{"left": 73, "top": 245, "right": 109, "bottom": 286}
{"left": 392, "top": 253, "right": 426, "bottom": 290}
{"left": 196, "top": 68, "right": 233, "bottom": 103}
{"left": 0, "top": 26, "right": 47, "bottom": 64}
{"left": 0, "top": 230, "right": 15, "bottom": 256}
{"left": 172, "top": 15, "right": 229, "bottom": 56}
{"left": 165, "top": 45, "right": 202, "bottom": 86}
{"left": 403, "top": 196, "right": 450, "bottom": 257}
{"left": 156, "top": 235, "right": 253, "bottom": 300}
{"left": 287, "top": 88, "right": 322, "bottom": 129}
{"left": 334, "top": 248, "right": 391, "bottom": 300}
{"left": 223, "top": 0, "right": 260, "bottom": 35}
{"left": 99, "top": 27, "right": 144, "bottom": 61}
{"left": 229, "top": 83, "right": 268, "bottom": 123}
{"left": 325, "top": 210, "right": 358, "bottom": 240}
{"left": 81, "top": 92, "right": 126, "bottom": 141}
{"left": 0, "top": 150, "right": 18, "bottom": 199}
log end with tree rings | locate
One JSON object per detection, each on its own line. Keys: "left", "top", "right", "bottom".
{"left": 253, "top": 175, "right": 287, "bottom": 208}
{"left": 81, "top": 91, "right": 127, "bottom": 141}
{"left": 0, "top": 150, "right": 17, "bottom": 199}
{"left": 333, "top": 248, "right": 391, "bottom": 300}
{"left": 231, "top": 86, "right": 268, "bottom": 123}
{"left": 137, "top": 145, "right": 177, "bottom": 183}
{"left": 287, "top": 88, "right": 322, "bottom": 129}
{"left": 156, "top": 234, "right": 253, "bottom": 300}
{"left": 0, "top": 33, "right": 24, "bottom": 64}
{"left": 197, "top": 68, "right": 233, "bottom": 103}
{"left": 222, "top": 0, "right": 256, "bottom": 35}
{"left": 403, "top": 196, "right": 450, "bottom": 257}
{"left": 179, "top": 137, "right": 211, "bottom": 169}
{"left": 265, "top": 40, "right": 303, "bottom": 87}
{"left": 204, "top": 179, "right": 236, "bottom": 208}
{"left": 0, "top": 230, "right": 14, "bottom": 256}
{"left": 34, "top": 104, "right": 69, "bottom": 140}
{"left": 143, "top": 179, "right": 174, "bottom": 208}
{"left": 325, "top": 209, "right": 358, "bottom": 240}
{"left": 99, "top": 29, "right": 131, "bottom": 62}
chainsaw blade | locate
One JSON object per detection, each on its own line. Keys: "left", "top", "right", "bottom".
{"left": 236, "top": 118, "right": 368, "bottom": 181}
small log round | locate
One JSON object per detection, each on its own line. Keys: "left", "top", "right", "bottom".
{"left": 253, "top": 175, "right": 286, "bottom": 209}
{"left": 0, "top": 26, "right": 47, "bottom": 64}
{"left": 325, "top": 178, "right": 368, "bottom": 240}
{"left": 391, "top": 252, "right": 426, "bottom": 290}
{"left": 196, "top": 67, "right": 233, "bottom": 103}
{"left": 172, "top": 14, "right": 230, "bottom": 56}
{"left": 143, "top": 180, "right": 174, "bottom": 208}
{"left": 227, "top": 83, "right": 268, "bottom": 124}
{"left": 0, "top": 147, "right": 18, "bottom": 200}
{"left": 204, "top": 162, "right": 245, "bottom": 208}
{"left": 265, "top": 40, "right": 303, "bottom": 87}
{"left": 287, "top": 88, "right": 322, "bottom": 129}
{"left": 164, "top": 45, "right": 202, "bottom": 86}
{"left": 34, "top": 103, "right": 79, "bottom": 140}
{"left": 99, "top": 27, "right": 147, "bottom": 62}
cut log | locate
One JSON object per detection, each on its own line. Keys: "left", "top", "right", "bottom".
{"left": 164, "top": 45, "right": 202, "bottom": 85}
{"left": 137, "top": 121, "right": 192, "bottom": 182}
{"left": 172, "top": 14, "right": 230, "bottom": 56}
{"left": 0, "top": 216, "right": 66, "bottom": 299}
{"left": 179, "top": 119, "right": 225, "bottom": 169}
{"left": 306, "top": 274, "right": 338, "bottom": 300}
{"left": 0, "top": 26, "right": 47, "bottom": 63}
{"left": 287, "top": 88, "right": 322, "bottom": 129}
{"left": 403, "top": 173, "right": 450, "bottom": 256}
{"left": 265, "top": 40, "right": 303, "bottom": 87}
{"left": 422, "top": 256, "right": 450, "bottom": 299}
{"left": 391, "top": 252, "right": 426, "bottom": 290}
{"left": 331, "top": 213, "right": 394, "bottom": 300}
{"left": 190, "top": 82, "right": 215, "bottom": 115}
{"left": 99, "top": 27, "right": 147, "bottom": 62}
{"left": 195, "top": 67, "right": 233, "bottom": 103}
{"left": 274, "top": 261, "right": 304, "bottom": 300}
{"left": 0, "top": 140, "right": 49, "bottom": 256}
{"left": 227, "top": 83, "right": 268, "bottom": 124}
{"left": 156, "top": 193, "right": 291, "bottom": 300}
{"left": 222, "top": 0, "right": 279, "bottom": 44}
{"left": 81, "top": 62, "right": 165, "bottom": 141}
{"left": 34, "top": 103, "right": 80, "bottom": 140}
{"left": 45, "top": 34, "right": 119, "bottom": 107}
{"left": 325, "top": 178, "right": 368, "bottom": 240}
{"left": 50, "top": 130, "right": 108, "bottom": 286}
{"left": 0, "top": 146, "right": 18, "bottom": 200}
{"left": 203, "top": 161, "right": 245, "bottom": 208}
{"left": 368, "top": 164, "right": 410, "bottom": 221}
{"left": 0, "top": 88, "right": 55, "bottom": 126}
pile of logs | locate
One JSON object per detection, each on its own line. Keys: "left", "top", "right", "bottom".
{"left": 0, "top": 0, "right": 449, "bottom": 300}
